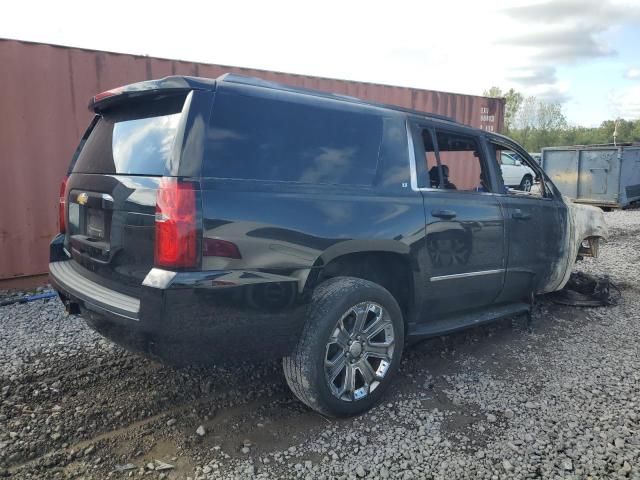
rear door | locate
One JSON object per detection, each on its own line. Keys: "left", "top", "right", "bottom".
{"left": 64, "top": 90, "right": 206, "bottom": 296}
{"left": 410, "top": 123, "right": 506, "bottom": 320}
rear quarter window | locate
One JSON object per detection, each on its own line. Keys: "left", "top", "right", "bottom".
{"left": 203, "top": 91, "right": 383, "bottom": 185}
{"left": 72, "top": 93, "right": 187, "bottom": 175}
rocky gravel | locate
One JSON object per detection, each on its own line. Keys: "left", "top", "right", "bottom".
{"left": 1, "top": 209, "right": 639, "bottom": 479}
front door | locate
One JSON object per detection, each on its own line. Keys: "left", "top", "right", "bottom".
{"left": 411, "top": 125, "right": 506, "bottom": 320}
{"left": 486, "top": 140, "right": 567, "bottom": 301}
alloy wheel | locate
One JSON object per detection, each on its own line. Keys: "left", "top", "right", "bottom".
{"left": 324, "top": 302, "right": 395, "bottom": 401}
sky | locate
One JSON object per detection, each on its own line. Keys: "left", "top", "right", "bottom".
{"left": 2, "top": 0, "right": 640, "bottom": 126}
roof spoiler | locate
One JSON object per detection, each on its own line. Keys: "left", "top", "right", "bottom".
{"left": 88, "top": 76, "right": 214, "bottom": 113}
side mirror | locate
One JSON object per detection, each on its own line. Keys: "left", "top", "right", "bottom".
{"left": 515, "top": 160, "right": 522, "bottom": 166}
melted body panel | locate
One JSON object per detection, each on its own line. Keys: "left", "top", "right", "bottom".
{"left": 494, "top": 193, "right": 567, "bottom": 301}
{"left": 549, "top": 199, "right": 609, "bottom": 292}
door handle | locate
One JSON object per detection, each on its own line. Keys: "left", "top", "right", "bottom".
{"left": 431, "top": 209, "right": 457, "bottom": 219}
{"left": 512, "top": 209, "right": 531, "bottom": 220}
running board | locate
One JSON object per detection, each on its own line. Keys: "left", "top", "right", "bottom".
{"left": 408, "top": 302, "right": 530, "bottom": 338}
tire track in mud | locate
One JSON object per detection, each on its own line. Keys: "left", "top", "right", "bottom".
{"left": 3, "top": 344, "right": 296, "bottom": 476}
{"left": 7, "top": 372, "right": 331, "bottom": 478}
{"left": 9, "top": 356, "right": 133, "bottom": 386}
{"left": 7, "top": 389, "right": 276, "bottom": 475}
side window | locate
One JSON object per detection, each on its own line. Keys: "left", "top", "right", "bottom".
{"left": 500, "top": 152, "right": 516, "bottom": 166}
{"left": 421, "top": 130, "right": 439, "bottom": 181}
{"left": 420, "top": 128, "right": 491, "bottom": 192}
{"left": 489, "top": 142, "right": 546, "bottom": 198}
{"left": 203, "top": 91, "right": 383, "bottom": 185}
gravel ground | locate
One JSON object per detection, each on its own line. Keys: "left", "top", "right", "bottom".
{"left": 1, "top": 209, "right": 639, "bottom": 479}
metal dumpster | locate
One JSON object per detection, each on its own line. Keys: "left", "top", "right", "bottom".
{"left": 541, "top": 144, "right": 640, "bottom": 208}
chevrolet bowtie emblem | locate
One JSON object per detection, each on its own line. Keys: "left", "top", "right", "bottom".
{"left": 77, "top": 192, "right": 89, "bottom": 205}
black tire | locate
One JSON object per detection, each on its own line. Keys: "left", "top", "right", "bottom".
{"left": 520, "top": 175, "right": 533, "bottom": 192}
{"left": 283, "top": 277, "right": 404, "bottom": 417}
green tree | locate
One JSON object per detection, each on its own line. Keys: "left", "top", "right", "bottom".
{"left": 483, "top": 87, "right": 523, "bottom": 132}
{"left": 632, "top": 121, "right": 640, "bottom": 141}
{"left": 485, "top": 86, "right": 640, "bottom": 149}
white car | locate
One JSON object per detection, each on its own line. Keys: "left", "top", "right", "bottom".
{"left": 500, "top": 151, "right": 536, "bottom": 191}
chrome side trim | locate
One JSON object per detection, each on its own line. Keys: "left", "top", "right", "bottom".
{"left": 430, "top": 269, "right": 504, "bottom": 282}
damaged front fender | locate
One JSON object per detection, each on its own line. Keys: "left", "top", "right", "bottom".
{"left": 551, "top": 198, "right": 608, "bottom": 292}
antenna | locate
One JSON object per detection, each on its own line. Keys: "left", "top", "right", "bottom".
{"left": 613, "top": 118, "right": 620, "bottom": 147}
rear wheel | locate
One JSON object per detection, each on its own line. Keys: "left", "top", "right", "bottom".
{"left": 283, "top": 277, "right": 404, "bottom": 417}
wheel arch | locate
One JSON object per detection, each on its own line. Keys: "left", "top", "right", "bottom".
{"left": 304, "top": 242, "right": 418, "bottom": 324}
{"left": 549, "top": 200, "right": 609, "bottom": 292}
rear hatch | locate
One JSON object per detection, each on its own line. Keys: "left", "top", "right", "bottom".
{"left": 64, "top": 89, "right": 198, "bottom": 297}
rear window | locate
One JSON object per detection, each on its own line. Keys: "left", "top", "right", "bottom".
{"left": 203, "top": 91, "right": 382, "bottom": 185}
{"left": 72, "top": 94, "right": 187, "bottom": 175}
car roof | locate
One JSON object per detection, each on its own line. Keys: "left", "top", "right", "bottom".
{"left": 217, "top": 73, "right": 463, "bottom": 126}
{"left": 109, "top": 73, "right": 485, "bottom": 133}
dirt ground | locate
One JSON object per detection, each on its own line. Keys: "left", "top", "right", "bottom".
{"left": 1, "top": 210, "right": 639, "bottom": 479}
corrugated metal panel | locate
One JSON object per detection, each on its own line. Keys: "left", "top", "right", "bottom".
{"left": 541, "top": 145, "right": 640, "bottom": 208}
{"left": 0, "top": 38, "right": 505, "bottom": 280}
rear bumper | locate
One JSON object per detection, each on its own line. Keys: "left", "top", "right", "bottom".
{"left": 49, "top": 254, "right": 309, "bottom": 366}
{"left": 49, "top": 260, "right": 140, "bottom": 320}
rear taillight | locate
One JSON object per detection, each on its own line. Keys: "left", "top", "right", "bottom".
{"left": 59, "top": 175, "right": 69, "bottom": 233}
{"left": 154, "top": 178, "right": 199, "bottom": 269}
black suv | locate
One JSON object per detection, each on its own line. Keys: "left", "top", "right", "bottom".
{"left": 50, "top": 74, "right": 607, "bottom": 417}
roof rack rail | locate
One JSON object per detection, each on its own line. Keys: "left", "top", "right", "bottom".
{"left": 218, "top": 73, "right": 458, "bottom": 124}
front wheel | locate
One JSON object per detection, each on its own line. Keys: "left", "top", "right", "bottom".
{"left": 283, "top": 277, "right": 404, "bottom": 417}
{"left": 520, "top": 175, "right": 533, "bottom": 192}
